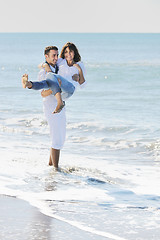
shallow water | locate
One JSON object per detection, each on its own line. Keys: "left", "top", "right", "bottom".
{"left": 0, "top": 33, "right": 160, "bottom": 239}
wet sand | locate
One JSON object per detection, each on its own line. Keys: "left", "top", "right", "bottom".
{"left": 0, "top": 195, "right": 107, "bottom": 240}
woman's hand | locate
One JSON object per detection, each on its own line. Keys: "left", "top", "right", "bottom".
{"left": 43, "top": 63, "right": 52, "bottom": 73}
{"left": 73, "top": 64, "right": 85, "bottom": 85}
{"left": 38, "top": 63, "right": 52, "bottom": 73}
{"left": 38, "top": 63, "right": 44, "bottom": 69}
{"left": 72, "top": 74, "right": 80, "bottom": 82}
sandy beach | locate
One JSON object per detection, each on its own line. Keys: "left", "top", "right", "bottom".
{"left": 0, "top": 195, "right": 108, "bottom": 240}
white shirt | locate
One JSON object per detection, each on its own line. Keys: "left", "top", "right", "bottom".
{"left": 38, "top": 65, "right": 56, "bottom": 103}
{"left": 57, "top": 58, "right": 86, "bottom": 89}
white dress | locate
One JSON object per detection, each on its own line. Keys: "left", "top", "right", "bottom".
{"left": 38, "top": 67, "right": 66, "bottom": 150}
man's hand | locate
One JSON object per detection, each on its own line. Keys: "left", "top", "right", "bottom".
{"left": 41, "top": 90, "right": 46, "bottom": 97}
{"left": 41, "top": 89, "right": 53, "bottom": 97}
{"left": 72, "top": 74, "right": 80, "bottom": 82}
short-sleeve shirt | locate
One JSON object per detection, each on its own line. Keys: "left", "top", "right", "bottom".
{"left": 57, "top": 58, "right": 86, "bottom": 89}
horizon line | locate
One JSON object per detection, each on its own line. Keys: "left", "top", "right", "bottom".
{"left": 0, "top": 32, "right": 160, "bottom": 34}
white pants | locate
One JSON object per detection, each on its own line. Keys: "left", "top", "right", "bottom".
{"left": 43, "top": 95, "right": 66, "bottom": 149}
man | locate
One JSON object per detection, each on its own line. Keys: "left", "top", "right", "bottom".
{"left": 22, "top": 46, "right": 66, "bottom": 169}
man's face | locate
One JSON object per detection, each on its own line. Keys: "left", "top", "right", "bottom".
{"left": 45, "top": 50, "right": 59, "bottom": 66}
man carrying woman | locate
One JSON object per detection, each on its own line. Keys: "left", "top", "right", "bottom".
{"left": 22, "top": 43, "right": 86, "bottom": 169}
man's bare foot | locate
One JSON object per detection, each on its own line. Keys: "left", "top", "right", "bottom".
{"left": 21, "top": 74, "right": 28, "bottom": 88}
{"left": 49, "top": 159, "right": 53, "bottom": 166}
{"left": 52, "top": 101, "right": 65, "bottom": 114}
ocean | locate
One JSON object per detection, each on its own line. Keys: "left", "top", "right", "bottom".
{"left": 0, "top": 33, "right": 160, "bottom": 239}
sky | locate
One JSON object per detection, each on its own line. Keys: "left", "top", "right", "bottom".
{"left": 0, "top": 0, "right": 159, "bottom": 33}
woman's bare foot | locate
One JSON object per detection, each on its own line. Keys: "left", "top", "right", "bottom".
{"left": 21, "top": 74, "right": 28, "bottom": 88}
{"left": 52, "top": 101, "right": 65, "bottom": 114}
{"left": 21, "top": 74, "right": 32, "bottom": 88}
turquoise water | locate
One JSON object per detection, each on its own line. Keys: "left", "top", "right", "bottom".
{"left": 0, "top": 33, "right": 160, "bottom": 240}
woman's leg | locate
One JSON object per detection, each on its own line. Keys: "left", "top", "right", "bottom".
{"left": 22, "top": 73, "right": 61, "bottom": 94}
{"left": 22, "top": 72, "right": 75, "bottom": 100}
{"left": 57, "top": 74, "right": 75, "bottom": 99}
{"left": 46, "top": 73, "right": 75, "bottom": 100}
{"left": 44, "top": 78, "right": 64, "bottom": 113}
{"left": 45, "top": 79, "right": 61, "bottom": 95}
{"left": 22, "top": 74, "right": 49, "bottom": 90}
{"left": 22, "top": 74, "right": 64, "bottom": 113}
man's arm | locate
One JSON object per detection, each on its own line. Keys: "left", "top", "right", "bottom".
{"left": 38, "top": 69, "right": 52, "bottom": 97}
{"left": 41, "top": 89, "right": 53, "bottom": 97}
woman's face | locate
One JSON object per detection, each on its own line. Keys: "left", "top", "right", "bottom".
{"left": 64, "top": 47, "right": 75, "bottom": 62}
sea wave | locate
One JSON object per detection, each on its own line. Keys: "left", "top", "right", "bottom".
{"left": 0, "top": 116, "right": 48, "bottom": 135}
{"left": 1, "top": 117, "right": 159, "bottom": 154}
{"left": 86, "top": 61, "right": 160, "bottom": 69}
{"left": 67, "top": 121, "right": 135, "bottom": 134}
{"left": 146, "top": 140, "right": 160, "bottom": 161}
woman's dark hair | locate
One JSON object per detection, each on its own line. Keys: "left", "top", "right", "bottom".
{"left": 60, "top": 42, "right": 81, "bottom": 62}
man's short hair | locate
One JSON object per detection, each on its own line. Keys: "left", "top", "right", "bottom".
{"left": 44, "top": 46, "right": 58, "bottom": 55}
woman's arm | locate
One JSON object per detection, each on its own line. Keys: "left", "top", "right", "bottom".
{"left": 38, "top": 63, "right": 52, "bottom": 72}
{"left": 73, "top": 64, "right": 85, "bottom": 85}
{"left": 41, "top": 89, "right": 53, "bottom": 97}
